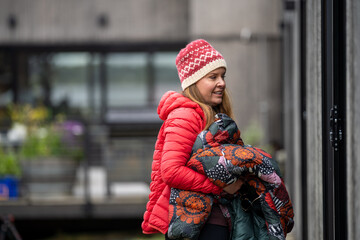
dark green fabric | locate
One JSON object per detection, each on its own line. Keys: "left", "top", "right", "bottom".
{"left": 228, "top": 197, "right": 270, "bottom": 240}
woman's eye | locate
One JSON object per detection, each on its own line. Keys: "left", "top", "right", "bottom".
{"left": 222, "top": 75, "right": 226, "bottom": 80}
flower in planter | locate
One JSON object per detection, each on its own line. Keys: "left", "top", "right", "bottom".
{"left": 7, "top": 104, "right": 84, "bottom": 162}
{"left": 58, "top": 120, "right": 84, "bottom": 162}
{"left": 5, "top": 104, "right": 85, "bottom": 197}
{"left": 19, "top": 123, "right": 67, "bottom": 159}
{"left": 7, "top": 123, "right": 27, "bottom": 144}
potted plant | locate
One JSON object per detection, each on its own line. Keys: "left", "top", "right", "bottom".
{"left": 7, "top": 104, "right": 84, "bottom": 197}
{"left": 0, "top": 148, "right": 21, "bottom": 200}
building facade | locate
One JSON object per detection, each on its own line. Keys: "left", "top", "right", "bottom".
{"left": 0, "top": 0, "right": 285, "bottom": 229}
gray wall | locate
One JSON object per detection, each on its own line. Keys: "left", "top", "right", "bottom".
{"left": 190, "top": 0, "right": 280, "bottom": 36}
{"left": 189, "top": 0, "right": 283, "bottom": 146}
{"left": 346, "top": 0, "right": 360, "bottom": 239}
{"left": 0, "top": 0, "right": 189, "bottom": 43}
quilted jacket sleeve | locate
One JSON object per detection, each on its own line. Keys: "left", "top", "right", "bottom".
{"left": 160, "top": 108, "right": 222, "bottom": 195}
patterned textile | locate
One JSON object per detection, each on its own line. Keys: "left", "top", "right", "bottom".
{"left": 168, "top": 114, "right": 294, "bottom": 240}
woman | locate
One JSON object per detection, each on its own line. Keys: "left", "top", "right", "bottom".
{"left": 142, "top": 39, "right": 243, "bottom": 240}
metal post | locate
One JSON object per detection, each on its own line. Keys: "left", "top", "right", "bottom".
{"left": 322, "top": 0, "right": 335, "bottom": 239}
{"left": 322, "top": 0, "right": 347, "bottom": 239}
{"left": 299, "top": 0, "right": 308, "bottom": 239}
{"left": 332, "top": 0, "right": 347, "bottom": 238}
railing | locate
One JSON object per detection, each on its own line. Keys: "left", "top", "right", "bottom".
{"left": 0, "top": 123, "right": 156, "bottom": 219}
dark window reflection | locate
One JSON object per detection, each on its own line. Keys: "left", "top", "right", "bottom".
{"left": 106, "top": 53, "right": 148, "bottom": 108}
{"left": 154, "top": 52, "right": 180, "bottom": 105}
{"left": 4, "top": 50, "right": 180, "bottom": 123}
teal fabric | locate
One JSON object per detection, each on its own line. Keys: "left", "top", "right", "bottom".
{"left": 228, "top": 197, "right": 270, "bottom": 240}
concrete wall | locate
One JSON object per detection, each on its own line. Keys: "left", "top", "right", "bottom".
{"left": 189, "top": 0, "right": 283, "bottom": 146}
{"left": 190, "top": 0, "right": 280, "bottom": 36}
{"left": 0, "top": 0, "right": 189, "bottom": 43}
{"left": 346, "top": 0, "right": 360, "bottom": 238}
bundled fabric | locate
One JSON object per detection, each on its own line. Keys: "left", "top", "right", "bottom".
{"left": 168, "top": 114, "right": 294, "bottom": 240}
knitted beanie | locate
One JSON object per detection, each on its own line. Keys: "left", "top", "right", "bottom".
{"left": 176, "top": 39, "right": 227, "bottom": 90}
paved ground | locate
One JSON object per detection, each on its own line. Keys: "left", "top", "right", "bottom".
{"left": 44, "top": 232, "right": 164, "bottom": 240}
{"left": 287, "top": 232, "right": 296, "bottom": 240}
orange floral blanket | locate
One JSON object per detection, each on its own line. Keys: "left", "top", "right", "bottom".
{"left": 167, "top": 114, "right": 294, "bottom": 240}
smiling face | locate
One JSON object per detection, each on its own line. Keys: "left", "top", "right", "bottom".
{"left": 195, "top": 67, "right": 226, "bottom": 107}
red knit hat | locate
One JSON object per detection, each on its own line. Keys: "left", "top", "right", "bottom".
{"left": 176, "top": 39, "right": 227, "bottom": 90}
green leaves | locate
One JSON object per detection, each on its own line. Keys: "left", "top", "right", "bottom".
{"left": 0, "top": 149, "right": 21, "bottom": 177}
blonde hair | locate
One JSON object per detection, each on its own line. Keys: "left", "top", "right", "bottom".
{"left": 182, "top": 84, "right": 234, "bottom": 130}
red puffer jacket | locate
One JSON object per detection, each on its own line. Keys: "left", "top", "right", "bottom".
{"left": 142, "top": 91, "right": 223, "bottom": 234}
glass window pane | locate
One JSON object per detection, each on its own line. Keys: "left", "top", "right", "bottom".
{"left": 0, "top": 52, "right": 13, "bottom": 127}
{"left": 51, "top": 53, "right": 90, "bottom": 114}
{"left": 27, "top": 53, "right": 90, "bottom": 119}
{"left": 89, "top": 54, "right": 102, "bottom": 120}
{"left": 28, "top": 54, "right": 50, "bottom": 104}
{"left": 153, "top": 52, "right": 181, "bottom": 105}
{"left": 107, "top": 53, "right": 147, "bottom": 107}
{"left": 0, "top": 52, "right": 13, "bottom": 106}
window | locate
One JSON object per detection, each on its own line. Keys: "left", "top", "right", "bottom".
{"left": 0, "top": 52, "right": 13, "bottom": 106}
{"left": 51, "top": 53, "right": 90, "bottom": 109}
{"left": 2, "top": 47, "right": 181, "bottom": 124}
{"left": 154, "top": 52, "right": 180, "bottom": 104}
{"left": 107, "top": 53, "right": 148, "bottom": 108}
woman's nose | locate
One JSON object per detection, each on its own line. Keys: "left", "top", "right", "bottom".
{"left": 217, "top": 77, "right": 225, "bottom": 87}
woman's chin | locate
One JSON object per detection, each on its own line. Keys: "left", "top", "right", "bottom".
{"left": 210, "top": 100, "right": 223, "bottom": 106}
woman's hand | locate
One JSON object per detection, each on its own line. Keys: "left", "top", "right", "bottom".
{"left": 223, "top": 178, "right": 245, "bottom": 194}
